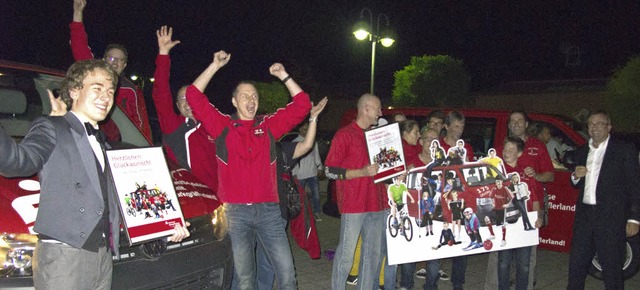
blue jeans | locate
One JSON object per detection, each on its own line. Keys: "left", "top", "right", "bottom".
{"left": 299, "top": 176, "right": 321, "bottom": 214}
{"left": 331, "top": 211, "right": 385, "bottom": 290}
{"left": 375, "top": 208, "right": 397, "bottom": 290}
{"left": 226, "top": 203, "right": 296, "bottom": 290}
{"left": 400, "top": 262, "right": 416, "bottom": 289}
{"left": 255, "top": 217, "right": 287, "bottom": 290}
{"left": 423, "top": 256, "right": 467, "bottom": 290}
{"left": 498, "top": 246, "right": 531, "bottom": 290}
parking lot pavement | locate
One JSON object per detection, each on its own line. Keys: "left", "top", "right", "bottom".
{"left": 288, "top": 192, "right": 640, "bottom": 289}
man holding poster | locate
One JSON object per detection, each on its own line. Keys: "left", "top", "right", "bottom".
{"left": 0, "top": 60, "right": 189, "bottom": 289}
{"left": 325, "top": 94, "right": 387, "bottom": 290}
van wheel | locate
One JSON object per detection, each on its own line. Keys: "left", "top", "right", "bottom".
{"left": 589, "top": 235, "right": 640, "bottom": 280}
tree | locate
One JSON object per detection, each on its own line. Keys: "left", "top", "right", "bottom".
{"left": 255, "top": 81, "right": 290, "bottom": 114}
{"left": 392, "top": 55, "right": 470, "bottom": 107}
{"left": 605, "top": 56, "right": 640, "bottom": 132}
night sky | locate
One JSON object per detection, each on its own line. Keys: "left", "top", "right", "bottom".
{"left": 2, "top": 0, "right": 639, "bottom": 111}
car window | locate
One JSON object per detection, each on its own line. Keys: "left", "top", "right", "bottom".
{"left": 462, "top": 117, "right": 497, "bottom": 159}
{"left": 527, "top": 120, "right": 577, "bottom": 162}
{"left": 461, "top": 164, "right": 499, "bottom": 186}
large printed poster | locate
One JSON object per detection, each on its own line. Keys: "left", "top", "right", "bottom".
{"left": 106, "top": 147, "right": 185, "bottom": 245}
{"left": 386, "top": 142, "right": 539, "bottom": 265}
{"left": 365, "top": 123, "right": 406, "bottom": 183}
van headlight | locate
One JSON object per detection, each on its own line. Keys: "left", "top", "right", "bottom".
{"left": 0, "top": 233, "right": 38, "bottom": 277}
{"left": 211, "top": 206, "right": 227, "bottom": 241}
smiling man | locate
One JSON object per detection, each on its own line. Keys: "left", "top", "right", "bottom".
{"left": 185, "top": 51, "right": 311, "bottom": 289}
{"left": 568, "top": 110, "right": 640, "bottom": 289}
{"left": 0, "top": 59, "right": 190, "bottom": 289}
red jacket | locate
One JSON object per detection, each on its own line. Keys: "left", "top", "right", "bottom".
{"left": 152, "top": 54, "right": 218, "bottom": 191}
{"left": 69, "top": 21, "right": 152, "bottom": 143}
{"left": 185, "top": 85, "right": 311, "bottom": 204}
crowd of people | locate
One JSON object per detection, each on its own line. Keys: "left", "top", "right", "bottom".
{"left": 1, "top": 1, "right": 639, "bottom": 289}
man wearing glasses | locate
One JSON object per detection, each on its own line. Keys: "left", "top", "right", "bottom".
{"left": 70, "top": 0, "right": 152, "bottom": 141}
{"left": 567, "top": 111, "right": 640, "bottom": 289}
{"left": 150, "top": 25, "right": 218, "bottom": 192}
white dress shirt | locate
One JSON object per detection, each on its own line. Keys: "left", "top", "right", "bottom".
{"left": 581, "top": 136, "right": 609, "bottom": 205}
{"left": 70, "top": 112, "right": 105, "bottom": 171}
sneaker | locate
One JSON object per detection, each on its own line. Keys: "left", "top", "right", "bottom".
{"left": 346, "top": 275, "right": 358, "bottom": 286}
{"left": 438, "top": 270, "right": 450, "bottom": 281}
{"left": 415, "top": 268, "right": 427, "bottom": 279}
{"left": 463, "top": 242, "right": 477, "bottom": 251}
{"left": 314, "top": 213, "right": 322, "bottom": 221}
{"left": 501, "top": 240, "right": 507, "bottom": 247}
{"left": 488, "top": 235, "right": 495, "bottom": 240}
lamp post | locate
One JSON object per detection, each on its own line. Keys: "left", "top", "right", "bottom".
{"left": 353, "top": 8, "right": 395, "bottom": 94}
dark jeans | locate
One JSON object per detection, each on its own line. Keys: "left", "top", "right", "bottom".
{"left": 498, "top": 246, "right": 531, "bottom": 290}
{"left": 400, "top": 262, "right": 416, "bottom": 289}
{"left": 423, "top": 256, "right": 467, "bottom": 290}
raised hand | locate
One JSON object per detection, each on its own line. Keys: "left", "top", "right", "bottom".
{"left": 310, "top": 96, "right": 328, "bottom": 119}
{"left": 48, "top": 89, "right": 67, "bottom": 116}
{"left": 157, "top": 25, "right": 181, "bottom": 55}
{"left": 212, "top": 50, "right": 231, "bottom": 70}
{"left": 269, "top": 63, "right": 288, "bottom": 80}
{"left": 72, "top": 0, "right": 87, "bottom": 22}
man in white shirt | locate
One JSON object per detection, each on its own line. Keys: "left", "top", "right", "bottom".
{"left": 567, "top": 110, "right": 640, "bottom": 290}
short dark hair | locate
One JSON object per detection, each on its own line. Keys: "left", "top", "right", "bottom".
{"left": 60, "top": 59, "right": 119, "bottom": 109}
{"left": 445, "top": 110, "right": 465, "bottom": 126}
{"left": 509, "top": 110, "right": 529, "bottom": 123}
{"left": 232, "top": 81, "right": 258, "bottom": 98}
{"left": 104, "top": 43, "right": 128, "bottom": 61}
{"left": 503, "top": 136, "right": 525, "bottom": 153}
{"left": 588, "top": 110, "right": 611, "bottom": 124}
{"left": 427, "top": 110, "right": 446, "bottom": 123}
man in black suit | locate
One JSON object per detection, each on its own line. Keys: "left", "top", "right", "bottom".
{"left": 568, "top": 110, "right": 640, "bottom": 289}
{"left": 0, "top": 59, "right": 189, "bottom": 289}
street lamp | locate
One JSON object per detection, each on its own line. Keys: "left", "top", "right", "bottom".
{"left": 353, "top": 8, "right": 395, "bottom": 94}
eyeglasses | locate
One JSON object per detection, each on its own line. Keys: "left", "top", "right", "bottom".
{"left": 105, "top": 56, "right": 126, "bottom": 64}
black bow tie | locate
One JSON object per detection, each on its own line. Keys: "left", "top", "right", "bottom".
{"left": 84, "top": 122, "right": 99, "bottom": 136}
{"left": 84, "top": 122, "right": 106, "bottom": 145}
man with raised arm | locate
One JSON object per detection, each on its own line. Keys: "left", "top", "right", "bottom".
{"left": 151, "top": 26, "right": 217, "bottom": 191}
{"left": 70, "top": 0, "right": 151, "bottom": 141}
{"left": 0, "top": 60, "right": 189, "bottom": 289}
{"left": 185, "top": 52, "right": 311, "bottom": 289}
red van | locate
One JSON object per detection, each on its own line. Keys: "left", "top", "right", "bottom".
{"left": 0, "top": 60, "right": 232, "bottom": 289}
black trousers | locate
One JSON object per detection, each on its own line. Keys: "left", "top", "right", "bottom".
{"left": 567, "top": 204, "right": 625, "bottom": 290}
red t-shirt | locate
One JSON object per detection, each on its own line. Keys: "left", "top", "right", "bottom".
{"left": 402, "top": 139, "right": 422, "bottom": 168}
{"left": 504, "top": 162, "right": 541, "bottom": 209}
{"left": 325, "top": 122, "right": 386, "bottom": 213}
{"left": 496, "top": 136, "right": 553, "bottom": 202}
